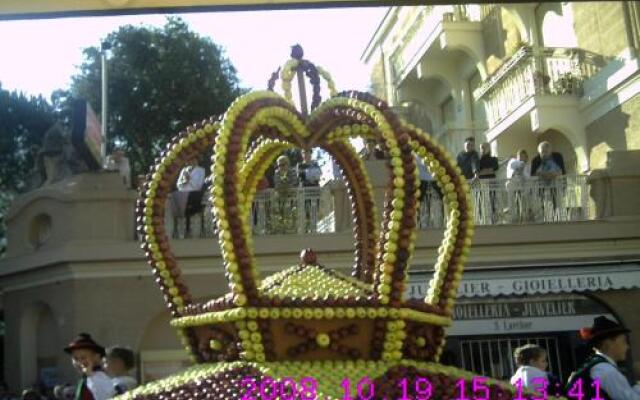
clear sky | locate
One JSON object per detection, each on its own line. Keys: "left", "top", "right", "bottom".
{"left": 0, "top": 7, "right": 389, "bottom": 99}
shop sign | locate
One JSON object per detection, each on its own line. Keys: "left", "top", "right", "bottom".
{"left": 452, "top": 297, "right": 606, "bottom": 320}
{"left": 407, "top": 266, "right": 640, "bottom": 298}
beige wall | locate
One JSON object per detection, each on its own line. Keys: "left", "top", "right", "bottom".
{"left": 369, "top": 55, "right": 388, "bottom": 101}
{"left": 3, "top": 236, "right": 640, "bottom": 388}
{"left": 587, "top": 94, "right": 640, "bottom": 169}
{"left": 3, "top": 265, "right": 235, "bottom": 389}
{"left": 572, "top": 2, "right": 631, "bottom": 58}
{"left": 482, "top": 6, "right": 524, "bottom": 75}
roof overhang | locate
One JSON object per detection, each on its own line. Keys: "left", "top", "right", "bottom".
{"left": 407, "top": 262, "right": 640, "bottom": 299}
{"left": 0, "top": 1, "right": 538, "bottom": 20}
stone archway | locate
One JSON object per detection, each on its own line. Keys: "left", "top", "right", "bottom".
{"left": 138, "top": 309, "right": 181, "bottom": 352}
{"left": 137, "top": 309, "right": 187, "bottom": 383}
{"left": 19, "top": 302, "right": 59, "bottom": 389}
{"left": 538, "top": 129, "right": 580, "bottom": 174}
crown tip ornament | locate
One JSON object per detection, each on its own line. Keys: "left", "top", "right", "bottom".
{"left": 291, "top": 43, "right": 304, "bottom": 60}
{"left": 299, "top": 248, "right": 318, "bottom": 266}
{"left": 124, "top": 48, "right": 537, "bottom": 400}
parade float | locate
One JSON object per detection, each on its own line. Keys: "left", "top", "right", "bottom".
{"left": 126, "top": 47, "right": 565, "bottom": 400}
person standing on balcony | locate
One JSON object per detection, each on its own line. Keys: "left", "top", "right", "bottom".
{"left": 478, "top": 142, "right": 500, "bottom": 179}
{"left": 531, "top": 141, "right": 566, "bottom": 179}
{"left": 476, "top": 142, "right": 500, "bottom": 223}
{"left": 297, "top": 150, "right": 322, "bottom": 232}
{"left": 531, "top": 141, "right": 566, "bottom": 221}
{"left": 172, "top": 157, "right": 205, "bottom": 238}
{"left": 456, "top": 137, "right": 480, "bottom": 180}
{"left": 507, "top": 149, "right": 531, "bottom": 179}
{"left": 104, "top": 148, "right": 131, "bottom": 188}
{"left": 273, "top": 155, "right": 299, "bottom": 233}
{"left": 506, "top": 149, "right": 533, "bottom": 223}
{"left": 416, "top": 154, "right": 443, "bottom": 228}
{"left": 297, "top": 150, "right": 322, "bottom": 187}
{"left": 274, "top": 155, "right": 299, "bottom": 189}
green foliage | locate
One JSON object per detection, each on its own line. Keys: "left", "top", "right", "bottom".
{"left": 1, "top": 18, "right": 241, "bottom": 256}
{"left": 55, "top": 16, "right": 242, "bottom": 177}
{"left": 0, "top": 83, "right": 56, "bottom": 256}
{"left": 0, "top": 84, "right": 55, "bottom": 192}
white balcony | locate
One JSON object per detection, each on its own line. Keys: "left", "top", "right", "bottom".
{"left": 389, "top": 5, "right": 484, "bottom": 85}
{"left": 476, "top": 47, "right": 606, "bottom": 140}
{"left": 163, "top": 174, "right": 590, "bottom": 240}
{"left": 418, "top": 175, "right": 590, "bottom": 228}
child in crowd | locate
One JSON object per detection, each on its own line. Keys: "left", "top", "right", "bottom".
{"left": 64, "top": 333, "right": 115, "bottom": 400}
{"left": 510, "top": 344, "right": 549, "bottom": 390}
{"left": 104, "top": 347, "right": 138, "bottom": 395}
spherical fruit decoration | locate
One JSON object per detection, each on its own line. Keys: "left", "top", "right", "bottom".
{"left": 125, "top": 50, "right": 495, "bottom": 400}
{"left": 300, "top": 248, "right": 318, "bottom": 266}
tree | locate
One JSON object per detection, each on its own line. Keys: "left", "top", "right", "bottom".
{"left": 55, "top": 17, "right": 242, "bottom": 177}
{"left": 0, "top": 83, "right": 56, "bottom": 256}
{"left": 0, "top": 84, "right": 56, "bottom": 192}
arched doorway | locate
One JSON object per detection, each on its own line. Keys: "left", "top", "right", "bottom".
{"left": 137, "top": 309, "right": 188, "bottom": 384}
{"left": 20, "top": 302, "right": 59, "bottom": 390}
{"left": 538, "top": 129, "right": 578, "bottom": 173}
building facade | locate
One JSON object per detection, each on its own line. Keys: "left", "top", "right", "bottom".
{"left": 1, "top": 2, "right": 640, "bottom": 392}
{"left": 361, "top": 0, "right": 640, "bottom": 384}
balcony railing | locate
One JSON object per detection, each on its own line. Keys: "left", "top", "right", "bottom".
{"left": 474, "top": 46, "right": 606, "bottom": 128}
{"left": 159, "top": 175, "right": 590, "bottom": 239}
{"left": 418, "top": 175, "right": 590, "bottom": 228}
{"left": 165, "top": 187, "right": 335, "bottom": 239}
{"left": 250, "top": 187, "right": 333, "bottom": 235}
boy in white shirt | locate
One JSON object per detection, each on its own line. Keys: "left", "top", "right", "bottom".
{"left": 104, "top": 347, "right": 138, "bottom": 395}
{"left": 510, "top": 344, "right": 549, "bottom": 394}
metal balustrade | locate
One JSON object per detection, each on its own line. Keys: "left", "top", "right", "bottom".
{"left": 417, "top": 175, "right": 590, "bottom": 228}
{"left": 475, "top": 46, "right": 607, "bottom": 128}
{"left": 164, "top": 186, "right": 334, "bottom": 239}
{"left": 155, "top": 175, "right": 590, "bottom": 240}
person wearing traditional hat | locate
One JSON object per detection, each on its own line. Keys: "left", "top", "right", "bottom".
{"left": 567, "top": 316, "right": 640, "bottom": 399}
{"left": 64, "top": 333, "right": 115, "bottom": 400}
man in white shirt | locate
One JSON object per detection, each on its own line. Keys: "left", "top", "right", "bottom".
{"left": 506, "top": 149, "right": 531, "bottom": 179}
{"left": 171, "top": 158, "right": 206, "bottom": 238}
{"left": 570, "top": 316, "right": 640, "bottom": 399}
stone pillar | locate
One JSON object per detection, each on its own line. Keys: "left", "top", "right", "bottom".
{"left": 329, "top": 160, "right": 391, "bottom": 233}
{"left": 329, "top": 180, "right": 351, "bottom": 233}
{"left": 588, "top": 150, "right": 640, "bottom": 219}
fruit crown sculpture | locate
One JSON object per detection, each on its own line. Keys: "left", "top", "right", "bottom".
{"left": 127, "top": 45, "right": 565, "bottom": 399}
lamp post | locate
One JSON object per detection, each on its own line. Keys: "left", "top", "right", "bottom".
{"left": 100, "top": 40, "right": 112, "bottom": 166}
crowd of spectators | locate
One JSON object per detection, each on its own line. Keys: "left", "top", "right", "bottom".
{"left": 1, "top": 334, "right": 137, "bottom": 400}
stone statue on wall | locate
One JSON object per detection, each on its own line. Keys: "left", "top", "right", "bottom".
{"left": 27, "top": 123, "right": 88, "bottom": 190}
